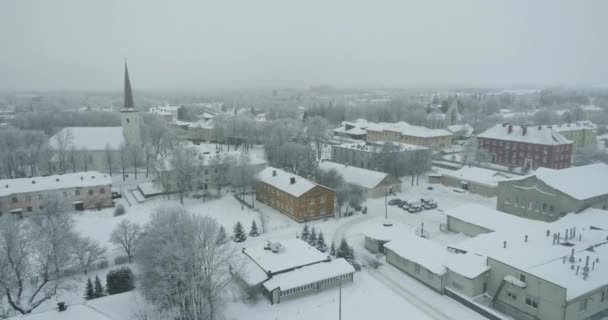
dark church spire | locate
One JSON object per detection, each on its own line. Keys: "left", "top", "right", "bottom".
{"left": 123, "top": 60, "right": 135, "bottom": 110}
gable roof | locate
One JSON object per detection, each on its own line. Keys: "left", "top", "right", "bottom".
{"left": 0, "top": 172, "right": 112, "bottom": 197}
{"left": 257, "top": 167, "right": 323, "bottom": 197}
{"left": 366, "top": 121, "right": 452, "bottom": 138}
{"left": 477, "top": 124, "right": 571, "bottom": 145}
{"left": 531, "top": 163, "right": 608, "bottom": 200}
{"left": 318, "top": 161, "right": 391, "bottom": 190}
{"left": 443, "top": 166, "right": 514, "bottom": 187}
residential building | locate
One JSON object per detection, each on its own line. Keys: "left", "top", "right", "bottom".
{"left": 496, "top": 163, "right": 608, "bottom": 222}
{"left": 318, "top": 161, "right": 401, "bottom": 198}
{"left": 0, "top": 172, "right": 113, "bottom": 216}
{"left": 553, "top": 121, "right": 597, "bottom": 150}
{"left": 476, "top": 123, "right": 573, "bottom": 170}
{"left": 330, "top": 141, "right": 431, "bottom": 172}
{"left": 447, "top": 124, "right": 474, "bottom": 140}
{"left": 333, "top": 119, "right": 372, "bottom": 140}
{"left": 240, "top": 239, "right": 354, "bottom": 304}
{"left": 149, "top": 105, "right": 180, "bottom": 122}
{"left": 448, "top": 204, "right": 608, "bottom": 320}
{"left": 256, "top": 167, "right": 334, "bottom": 222}
{"left": 366, "top": 121, "right": 453, "bottom": 150}
{"left": 425, "top": 97, "right": 461, "bottom": 129}
{"left": 48, "top": 62, "right": 141, "bottom": 172}
{"left": 428, "top": 166, "right": 515, "bottom": 197}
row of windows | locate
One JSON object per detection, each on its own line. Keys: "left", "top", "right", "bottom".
{"left": 279, "top": 274, "right": 351, "bottom": 296}
{"left": 482, "top": 140, "right": 571, "bottom": 153}
{"left": 579, "top": 289, "right": 608, "bottom": 313}
{"left": 10, "top": 188, "right": 106, "bottom": 203}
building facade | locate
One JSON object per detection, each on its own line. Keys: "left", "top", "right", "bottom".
{"left": 365, "top": 121, "right": 453, "bottom": 150}
{"left": 0, "top": 172, "right": 113, "bottom": 216}
{"left": 477, "top": 124, "right": 573, "bottom": 170}
{"left": 330, "top": 142, "right": 431, "bottom": 173}
{"left": 256, "top": 167, "right": 334, "bottom": 222}
{"left": 553, "top": 121, "right": 597, "bottom": 150}
{"left": 496, "top": 164, "right": 608, "bottom": 222}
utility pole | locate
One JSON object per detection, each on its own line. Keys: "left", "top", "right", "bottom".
{"left": 339, "top": 277, "right": 342, "bottom": 320}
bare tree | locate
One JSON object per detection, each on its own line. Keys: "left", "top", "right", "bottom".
{"left": 0, "top": 200, "right": 79, "bottom": 315}
{"left": 119, "top": 143, "right": 128, "bottom": 182}
{"left": 73, "top": 237, "right": 106, "bottom": 275}
{"left": 137, "top": 206, "right": 242, "bottom": 320}
{"left": 105, "top": 144, "right": 114, "bottom": 176}
{"left": 110, "top": 220, "right": 141, "bottom": 263}
{"left": 164, "top": 146, "right": 198, "bottom": 204}
{"left": 305, "top": 116, "right": 329, "bottom": 159}
{"left": 127, "top": 143, "right": 143, "bottom": 180}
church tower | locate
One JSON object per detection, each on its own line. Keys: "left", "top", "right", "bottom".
{"left": 120, "top": 61, "right": 142, "bottom": 146}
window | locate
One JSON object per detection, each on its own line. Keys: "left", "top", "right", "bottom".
{"left": 579, "top": 298, "right": 589, "bottom": 313}
{"left": 525, "top": 296, "right": 539, "bottom": 309}
{"left": 427, "top": 270, "right": 433, "bottom": 279}
{"left": 309, "top": 198, "right": 315, "bottom": 205}
{"left": 63, "top": 192, "right": 67, "bottom": 197}
{"left": 26, "top": 206, "right": 32, "bottom": 212}
{"left": 414, "top": 264, "right": 421, "bottom": 274}
{"left": 520, "top": 274, "right": 526, "bottom": 283}
{"left": 38, "top": 194, "right": 43, "bottom": 200}
{"left": 12, "top": 197, "right": 18, "bottom": 203}
{"left": 602, "top": 290, "right": 607, "bottom": 303}
{"left": 39, "top": 205, "right": 44, "bottom": 210}
{"left": 99, "top": 188, "right": 105, "bottom": 194}
{"left": 25, "top": 196, "right": 31, "bottom": 201}
{"left": 320, "top": 196, "right": 326, "bottom": 203}
{"left": 88, "top": 190, "right": 94, "bottom": 195}
{"left": 507, "top": 291, "right": 517, "bottom": 300}
{"left": 204, "top": 169, "right": 208, "bottom": 174}
{"left": 75, "top": 190, "right": 81, "bottom": 196}
{"left": 320, "top": 208, "right": 325, "bottom": 216}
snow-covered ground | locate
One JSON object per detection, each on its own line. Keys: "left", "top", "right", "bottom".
{"left": 24, "top": 176, "right": 497, "bottom": 319}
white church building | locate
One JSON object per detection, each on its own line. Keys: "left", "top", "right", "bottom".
{"left": 49, "top": 63, "right": 142, "bottom": 173}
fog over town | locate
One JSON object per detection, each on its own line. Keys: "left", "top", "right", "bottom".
{"left": 1, "top": 1, "right": 608, "bottom": 320}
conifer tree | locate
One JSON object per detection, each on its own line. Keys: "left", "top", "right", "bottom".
{"left": 337, "top": 238, "right": 356, "bottom": 265}
{"left": 301, "top": 224, "right": 310, "bottom": 242}
{"left": 233, "top": 221, "right": 247, "bottom": 242}
{"left": 94, "top": 275, "right": 105, "bottom": 298}
{"left": 216, "top": 225, "right": 228, "bottom": 245}
{"left": 308, "top": 227, "right": 317, "bottom": 245}
{"left": 316, "top": 231, "right": 328, "bottom": 252}
{"left": 330, "top": 242, "right": 336, "bottom": 256}
{"left": 249, "top": 220, "right": 259, "bottom": 237}
{"left": 84, "top": 278, "right": 95, "bottom": 300}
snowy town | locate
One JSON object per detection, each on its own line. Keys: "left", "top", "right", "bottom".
{"left": 2, "top": 2, "right": 608, "bottom": 320}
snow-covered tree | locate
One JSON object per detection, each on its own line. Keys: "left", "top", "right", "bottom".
{"left": 249, "top": 220, "right": 259, "bottom": 237}
{"left": 106, "top": 267, "right": 135, "bottom": 295}
{"left": 73, "top": 237, "right": 106, "bottom": 275}
{"left": 316, "top": 232, "right": 328, "bottom": 252}
{"left": 137, "top": 205, "right": 242, "bottom": 320}
{"left": 233, "top": 221, "right": 247, "bottom": 243}
{"left": 110, "top": 220, "right": 141, "bottom": 263}
{"left": 308, "top": 228, "right": 317, "bottom": 246}
{"left": 94, "top": 275, "right": 105, "bottom": 298}
{"left": 336, "top": 238, "right": 356, "bottom": 266}
{"left": 216, "top": 226, "right": 228, "bottom": 245}
{"left": 301, "top": 224, "right": 310, "bottom": 242}
{"left": 330, "top": 242, "right": 336, "bottom": 256}
{"left": 84, "top": 278, "right": 95, "bottom": 300}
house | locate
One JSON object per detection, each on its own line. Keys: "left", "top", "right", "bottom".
{"left": 149, "top": 105, "right": 180, "bottom": 122}
{"left": 256, "top": 167, "right": 334, "bottom": 222}
{"left": 48, "top": 63, "right": 142, "bottom": 173}
{"left": 366, "top": 121, "right": 453, "bottom": 150}
{"left": 428, "top": 166, "right": 515, "bottom": 197}
{"left": 553, "top": 121, "right": 597, "bottom": 150}
{"left": 425, "top": 97, "right": 462, "bottom": 129}
{"left": 318, "top": 161, "right": 401, "bottom": 198}
{"left": 333, "top": 119, "right": 373, "bottom": 140}
{"left": 496, "top": 163, "right": 608, "bottom": 222}
{"left": 380, "top": 223, "right": 490, "bottom": 298}
{"left": 0, "top": 172, "right": 112, "bottom": 217}
{"left": 448, "top": 205, "right": 608, "bottom": 320}
{"left": 476, "top": 123, "right": 573, "bottom": 170}
{"left": 241, "top": 239, "right": 354, "bottom": 304}
{"left": 330, "top": 141, "right": 431, "bottom": 173}
{"left": 447, "top": 124, "right": 474, "bottom": 140}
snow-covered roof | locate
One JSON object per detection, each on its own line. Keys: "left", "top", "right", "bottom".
{"left": 333, "top": 141, "right": 425, "bottom": 152}
{"left": 447, "top": 124, "right": 474, "bottom": 137}
{"left": 446, "top": 204, "right": 546, "bottom": 234}
{"left": 239, "top": 256, "right": 270, "bottom": 286}
{"left": 0, "top": 172, "right": 112, "bottom": 197}
{"left": 361, "top": 220, "right": 410, "bottom": 242}
{"left": 243, "top": 239, "right": 330, "bottom": 274}
{"left": 508, "top": 163, "right": 608, "bottom": 201}
{"left": 476, "top": 124, "right": 571, "bottom": 146}
{"left": 367, "top": 121, "right": 452, "bottom": 138}
{"left": 188, "top": 119, "right": 214, "bottom": 129}
{"left": 263, "top": 258, "right": 354, "bottom": 292}
{"left": 7, "top": 305, "right": 111, "bottom": 320}
{"left": 580, "top": 104, "right": 603, "bottom": 111}
{"left": 384, "top": 231, "right": 489, "bottom": 278}
{"left": 452, "top": 206, "right": 608, "bottom": 300}
{"left": 257, "top": 167, "right": 323, "bottom": 198}
{"left": 552, "top": 121, "right": 597, "bottom": 133}
{"left": 442, "top": 166, "right": 515, "bottom": 187}
{"left": 49, "top": 127, "right": 125, "bottom": 150}
{"left": 319, "top": 161, "right": 390, "bottom": 190}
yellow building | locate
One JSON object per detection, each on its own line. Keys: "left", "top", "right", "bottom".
{"left": 366, "top": 121, "right": 452, "bottom": 150}
{"left": 553, "top": 121, "right": 596, "bottom": 150}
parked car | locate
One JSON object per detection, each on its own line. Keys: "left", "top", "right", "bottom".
{"left": 407, "top": 207, "right": 418, "bottom": 213}
{"left": 362, "top": 207, "right": 368, "bottom": 214}
{"left": 388, "top": 199, "right": 402, "bottom": 206}
{"left": 111, "top": 191, "right": 122, "bottom": 199}
{"left": 354, "top": 205, "right": 363, "bottom": 211}
{"left": 408, "top": 201, "right": 424, "bottom": 212}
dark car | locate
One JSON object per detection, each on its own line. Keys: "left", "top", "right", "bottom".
{"left": 407, "top": 207, "right": 418, "bottom": 213}
{"left": 111, "top": 191, "right": 122, "bottom": 199}
{"left": 388, "top": 199, "right": 402, "bottom": 206}
{"left": 422, "top": 203, "right": 434, "bottom": 210}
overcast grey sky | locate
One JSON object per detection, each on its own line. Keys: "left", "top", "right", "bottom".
{"left": 1, "top": 0, "right": 607, "bottom": 91}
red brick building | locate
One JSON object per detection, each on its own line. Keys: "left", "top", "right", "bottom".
{"left": 256, "top": 167, "right": 334, "bottom": 222}
{"left": 476, "top": 124, "right": 572, "bottom": 170}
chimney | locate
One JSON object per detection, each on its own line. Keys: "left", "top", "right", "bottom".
{"left": 503, "top": 241, "right": 507, "bottom": 248}
{"left": 272, "top": 170, "right": 277, "bottom": 177}
{"left": 522, "top": 125, "right": 527, "bottom": 136}
{"left": 57, "top": 302, "right": 67, "bottom": 312}
{"left": 576, "top": 266, "right": 580, "bottom": 275}
{"left": 569, "top": 248, "right": 575, "bottom": 263}
{"left": 565, "top": 229, "right": 569, "bottom": 240}
{"left": 508, "top": 125, "right": 513, "bottom": 134}
{"left": 592, "top": 261, "right": 596, "bottom": 270}
{"left": 557, "top": 232, "right": 561, "bottom": 243}
{"left": 525, "top": 235, "right": 528, "bottom": 243}
{"left": 583, "top": 256, "right": 590, "bottom": 279}
{"left": 31, "top": 180, "right": 36, "bottom": 184}
{"left": 546, "top": 230, "right": 550, "bottom": 237}
{"left": 290, "top": 177, "right": 296, "bottom": 184}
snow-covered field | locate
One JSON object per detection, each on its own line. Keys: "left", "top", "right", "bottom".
{"left": 26, "top": 176, "right": 497, "bottom": 319}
